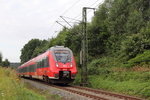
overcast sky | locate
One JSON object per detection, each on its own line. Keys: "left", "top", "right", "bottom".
{"left": 0, "top": 0, "right": 104, "bottom": 62}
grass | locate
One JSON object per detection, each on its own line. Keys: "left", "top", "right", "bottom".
{"left": 0, "top": 67, "right": 61, "bottom": 100}
{"left": 25, "top": 82, "right": 62, "bottom": 100}
{"left": 88, "top": 69, "right": 150, "bottom": 100}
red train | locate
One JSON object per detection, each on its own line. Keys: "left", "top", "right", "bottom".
{"left": 17, "top": 46, "right": 77, "bottom": 84}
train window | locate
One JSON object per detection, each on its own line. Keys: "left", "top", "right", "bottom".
{"left": 43, "top": 59, "right": 45, "bottom": 68}
{"left": 31, "top": 65, "right": 33, "bottom": 72}
{"left": 31, "top": 65, "right": 32, "bottom": 72}
{"left": 54, "top": 50, "right": 71, "bottom": 63}
{"left": 30, "top": 65, "right": 31, "bottom": 72}
{"left": 25, "top": 67, "right": 26, "bottom": 72}
{"left": 45, "top": 56, "right": 49, "bottom": 67}
{"left": 37, "top": 62, "right": 40, "bottom": 68}
{"left": 22, "top": 68, "right": 23, "bottom": 73}
{"left": 32, "top": 65, "right": 34, "bottom": 72}
{"left": 37, "top": 62, "right": 38, "bottom": 68}
{"left": 39, "top": 61, "right": 41, "bottom": 68}
{"left": 29, "top": 65, "right": 30, "bottom": 72}
{"left": 40, "top": 61, "right": 42, "bottom": 68}
{"left": 28, "top": 65, "right": 33, "bottom": 72}
{"left": 42, "top": 59, "right": 44, "bottom": 68}
{"left": 35, "top": 63, "right": 37, "bottom": 71}
{"left": 42, "top": 56, "right": 49, "bottom": 68}
{"left": 33, "top": 65, "right": 35, "bottom": 72}
{"left": 36, "top": 57, "right": 49, "bottom": 68}
{"left": 43, "top": 58, "right": 46, "bottom": 68}
{"left": 23, "top": 67, "right": 24, "bottom": 72}
{"left": 23, "top": 68, "right": 25, "bottom": 73}
{"left": 38, "top": 62, "right": 40, "bottom": 68}
{"left": 39, "top": 62, "right": 41, "bottom": 68}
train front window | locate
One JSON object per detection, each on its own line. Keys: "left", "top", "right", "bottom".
{"left": 54, "top": 50, "right": 71, "bottom": 63}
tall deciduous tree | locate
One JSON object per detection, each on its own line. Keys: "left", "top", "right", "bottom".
{"left": 2, "top": 59, "right": 10, "bottom": 67}
{"left": 20, "top": 39, "right": 41, "bottom": 63}
{"left": 31, "top": 40, "right": 48, "bottom": 58}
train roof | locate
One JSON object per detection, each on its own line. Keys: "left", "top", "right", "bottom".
{"left": 47, "top": 46, "right": 70, "bottom": 51}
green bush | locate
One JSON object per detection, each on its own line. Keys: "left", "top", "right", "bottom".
{"left": 125, "top": 50, "right": 150, "bottom": 67}
{"left": 121, "top": 34, "right": 145, "bottom": 60}
{"left": 73, "top": 69, "right": 81, "bottom": 85}
{"left": 121, "top": 22, "right": 150, "bottom": 62}
{"left": 88, "top": 57, "right": 122, "bottom": 75}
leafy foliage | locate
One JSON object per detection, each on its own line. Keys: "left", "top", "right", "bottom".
{"left": 121, "top": 22, "right": 150, "bottom": 60}
{"left": 88, "top": 3, "right": 109, "bottom": 57}
{"left": 31, "top": 40, "right": 48, "bottom": 58}
{"left": 20, "top": 39, "right": 46, "bottom": 63}
{"left": 2, "top": 59, "right": 10, "bottom": 67}
{"left": 0, "top": 52, "right": 10, "bottom": 67}
{"left": 0, "top": 52, "right": 2, "bottom": 65}
{"left": 65, "top": 25, "right": 82, "bottom": 55}
{"left": 126, "top": 50, "right": 150, "bottom": 67}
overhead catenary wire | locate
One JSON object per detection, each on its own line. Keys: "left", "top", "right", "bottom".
{"left": 57, "top": 20, "right": 79, "bottom": 24}
{"left": 60, "top": 16, "right": 81, "bottom": 22}
{"left": 50, "top": 22, "right": 58, "bottom": 38}
{"left": 51, "top": 0, "right": 104, "bottom": 38}
{"left": 49, "top": 0, "right": 82, "bottom": 38}
{"left": 56, "top": 21, "right": 67, "bottom": 28}
{"left": 60, "top": 16, "right": 73, "bottom": 28}
{"left": 61, "top": 0, "right": 81, "bottom": 15}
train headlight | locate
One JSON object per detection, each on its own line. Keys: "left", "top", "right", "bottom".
{"left": 56, "top": 62, "right": 59, "bottom": 67}
{"left": 70, "top": 63, "right": 73, "bottom": 67}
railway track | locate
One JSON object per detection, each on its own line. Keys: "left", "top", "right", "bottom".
{"left": 23, "top": 78, "right": 144, "bottom": 100}
{"left": 51, "top": 85, "right": 144, "bottom": 100}
{"left": 70, "top": 86, "right": 144, "bottom": 100}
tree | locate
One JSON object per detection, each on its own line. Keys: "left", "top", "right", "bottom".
{"left": 31, "top": 40, "right": 48, "bottom": 57}
{"left": 20, "top": 39, "right": 41, "bottom": 63}
{"left": 121, "top": 21, "right": 150, "bottom": 60}
{"left": 0, "top": 52, "right": 2, "bottom": 66}
{"left": 107, "top": 0, "right": 129, "bottom": 35}
{"left": 64, "top": 25, "right": 82, "bottom": 55}
{"left": 2, "top": 59, "right": 10, "bottom": 67}
{"left": 88, "top": 3, "right": 109, "bottom": 57}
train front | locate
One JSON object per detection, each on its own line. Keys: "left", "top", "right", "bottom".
{"left": 50, "top": 46, "right": 77, "bottom": 84}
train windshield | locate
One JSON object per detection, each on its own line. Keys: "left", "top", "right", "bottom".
{"left": 54, "top": 50, "right": 71, "bottom": 63}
